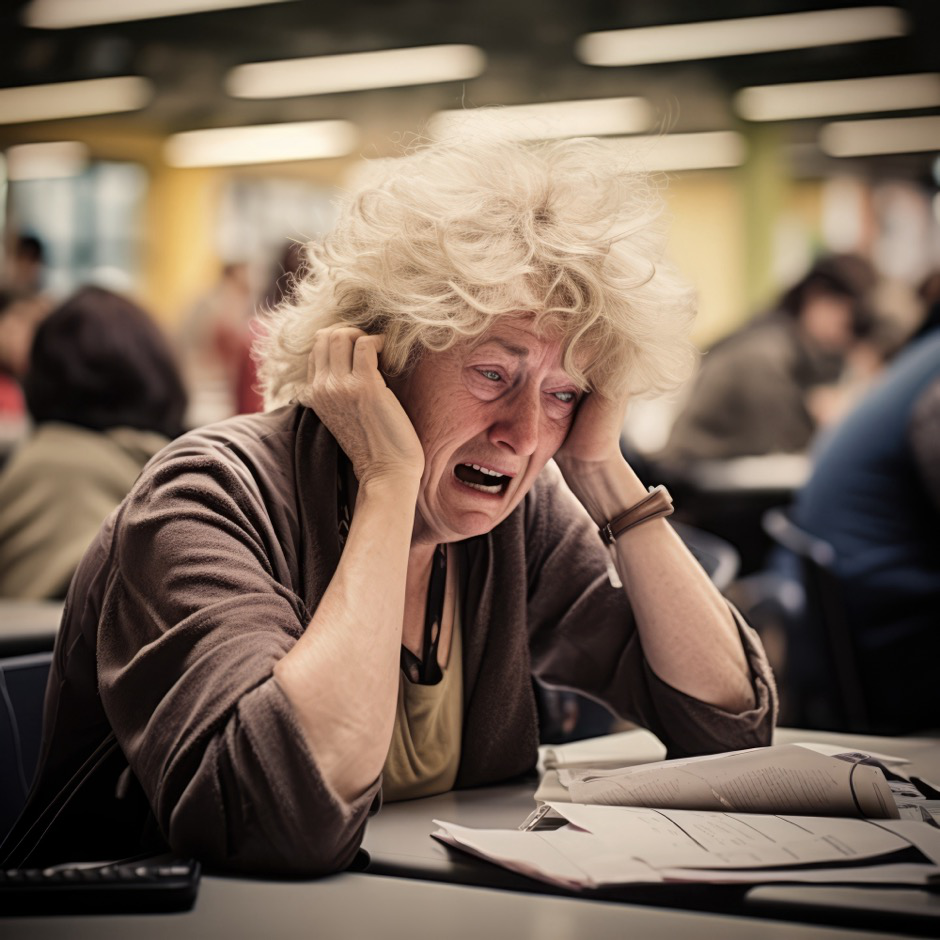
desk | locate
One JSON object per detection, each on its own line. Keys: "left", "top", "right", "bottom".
{"left": 684, "top": 455, "right": 811, "bottom": 494}
{"left": 665, "top": 454, "right": 811, "bottom": 574}
{"left": 361, "top": 728, "right": 940, "bottom": 936}
{"left": 0, "top": 871, "right": 909, "bottom": 940}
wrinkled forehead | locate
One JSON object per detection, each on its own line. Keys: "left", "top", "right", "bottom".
{"left": 465, "top": 312, "right": 595, "bottom": 385}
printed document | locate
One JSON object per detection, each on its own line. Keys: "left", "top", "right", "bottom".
{"left": 433, "top": 804, "right": 940, "bottom": 889}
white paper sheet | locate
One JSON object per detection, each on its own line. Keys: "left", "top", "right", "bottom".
{"left": 540, "top": 729, "right": 667, "bottom": 770}
{"left": 794, "top": 742, "right": 910, "bottom": 766}
{"left": 659, "top": 863, "right": 939, "bottom": 885}
{"left": 557, "top": 744, "right": 899, "bottom": 819}
{"left": 547, "top": 802, "right": 910, "bottom": 870}
{"left": 432, "top": 805, "right": 940, "bottom": 889}
{"left": 431, "top": 822, "right": 661, "bottom": 889}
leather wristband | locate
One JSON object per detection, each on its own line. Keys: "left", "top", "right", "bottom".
{"left": 598, "top": 484, "right": 674, "bottom": 545}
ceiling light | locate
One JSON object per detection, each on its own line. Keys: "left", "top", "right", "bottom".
{"left": 0, "top": 76, "right": 152, "bottom": 124}
{"left": 23, "top": 0, "right": 296, "bottom": 28}
{"left": 736, "top": 73, "right": 940, "bottom": 122}
{"left": 429, "top": 98, "right": 652, "bottom": 141}
{"left": 5, "top": 140, "right": 89, "bottom": 180}
{"left": 577, "top": 6, "right": 906, "bottom": 67}
{"left": 164, "top": 120, "right": 359, "bottom": 168}
{"left": 228, "top": 44, "right": 486, "bottom": 98}
{"left": 604, "top": 132, "right": 747, "bottom": 172}
{"left": 819, "top": 116, "right": 940, "bottom": 156}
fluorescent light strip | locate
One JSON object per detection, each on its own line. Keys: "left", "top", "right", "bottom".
{"left": 736, "top": 73, "right": 940, "bottom": 122}
{"left": 0, "top": 76, "right": 152, "bottom": 124}
{"left": 23, "top": 0, "right": 295, "bottom": 29}
{"left": 577, "top": 6, "right": 906, "bottom": 67}
{"left": 164, "top": 120, "right": 359, "bottom": 168}
{"left": 429, "top": 98, "right": 652, "bottom": 141}
{"left": 5, "top": 140, "right": 89, "bottom": 180}
{"left": 819, "top": 116, "right": 940, "bottom": 156}
{"left": 604, "top": 132, "right": 747, "bottom": 172}
{"left": 228, "top": 44, "right": 486, "bottom": 98}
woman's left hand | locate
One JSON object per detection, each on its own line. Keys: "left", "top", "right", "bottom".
{"left": 552, "top": 387, "right": 647, "bottom": 524}
{"left": 555, "top": 387, "right": 627, "bottom": 469}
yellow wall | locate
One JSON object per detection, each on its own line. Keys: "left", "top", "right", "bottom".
{"left": 666, "top": 171, "right": 748, "bottom": 349}
{"left": 143, "top": 166, "right": 220, "bottom": 324}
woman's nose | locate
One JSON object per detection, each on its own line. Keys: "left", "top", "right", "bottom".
{"left": 488, "top": 389, "right": 541, "bottom": 456}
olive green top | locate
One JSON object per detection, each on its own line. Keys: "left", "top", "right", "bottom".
{"left": 382, "top": 591, "right": 463, "bottom": 802}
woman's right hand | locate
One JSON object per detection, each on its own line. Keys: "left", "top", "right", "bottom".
{"left": 298, "top": 326, "right": 425, "bottom": 490}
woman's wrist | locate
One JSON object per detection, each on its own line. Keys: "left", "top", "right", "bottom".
{"left": 555, "top": 453, "right": 648, "bottom": 526}
{"left": 358, "top": 469, "right": 422, "bottom": 500}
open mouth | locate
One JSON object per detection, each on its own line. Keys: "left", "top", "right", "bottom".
{"left": 453, "top": 463, "right": 512, "bottom": 495}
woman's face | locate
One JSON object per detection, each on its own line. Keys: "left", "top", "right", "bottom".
{"left": 388, "top": 316, "right": 582, "bottom": 545}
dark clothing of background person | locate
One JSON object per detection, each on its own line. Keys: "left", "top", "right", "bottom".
{"left": 660, "top": 311, "right": 844, "bottom": 461}
{"left": 789, "top": 327, "right": 940, "bottom": 733}
{"left": 0, "top": 286, "right": 186, "bottom": 599}
{"left": 1, "top": 406, "right": 775, "bottom": 875}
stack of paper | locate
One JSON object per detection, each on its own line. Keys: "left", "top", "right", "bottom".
{"left": 433, "top": 740, "right": 940, "bottom": 890}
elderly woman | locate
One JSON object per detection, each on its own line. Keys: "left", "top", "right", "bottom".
{"left": 2, "top": 136, "right": 775, "bottom": 875}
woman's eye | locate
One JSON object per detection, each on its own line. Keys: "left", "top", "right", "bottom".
{"left": 553, "top": 391, "right": 576, "bottom": 404}
{"left": 479, "top": 369, "right": 503, "bottom": 382}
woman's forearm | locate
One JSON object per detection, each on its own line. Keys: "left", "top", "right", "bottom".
{"left": 556, "top": 455, "right": 755, "bottom": 713}
{"left": 273, "top": 476, "right": 419, "bottom": 802}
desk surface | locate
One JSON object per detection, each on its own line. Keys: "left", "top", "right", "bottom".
{"left": 0, "top": 871, "right": 909, "bottom": 940}
{"left": 361, "top": 727, "right": 940, "bottom": 936}
{"left": 684, "top": 454, "right": 811, "bottom": 494}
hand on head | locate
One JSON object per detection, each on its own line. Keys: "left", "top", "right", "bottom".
{"left": 299, "top": 326, "right": 424, "bottom": 490}
{"left": 555, "top": 385, "right": 628, "bottom": 469}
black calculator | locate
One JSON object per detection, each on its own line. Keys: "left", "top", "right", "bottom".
{"left": 0, "top": 854, "right": 200, "bottom": 915}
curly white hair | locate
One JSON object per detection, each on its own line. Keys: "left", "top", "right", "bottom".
{"left": 257, "top": 133, "right": 697, "bottom": 407}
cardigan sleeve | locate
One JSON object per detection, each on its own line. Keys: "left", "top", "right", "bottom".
{"left": 523, "top": 462, "right": 777, "bottom": 757}
{"left": 96, "top": 446, "right": 379, "bottom": 876}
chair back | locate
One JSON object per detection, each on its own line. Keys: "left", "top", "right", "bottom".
{"left": 763, "top": 507, "right": 870, "bottom": 733}
{"left": 0, "top": 651, "right": 53, "bottom": 837}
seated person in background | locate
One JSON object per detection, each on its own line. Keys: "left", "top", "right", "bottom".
{"left": 787, "top": 312, "right": 940, "bottom": 733}
{"left": 0, "top": 288, "right": 52, "bottom": 423}
{"left": 658, "top": 254, "right": 874, "bottom": 463}
{"left": 0, "top": 286, "right": 187, "bottom": 599}
{"left": 2, "top": 136, "right": 776, "bottom": 875}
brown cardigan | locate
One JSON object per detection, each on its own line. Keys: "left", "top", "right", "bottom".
{"left": 3, "top": 406, "right": 776, "bottom": 875}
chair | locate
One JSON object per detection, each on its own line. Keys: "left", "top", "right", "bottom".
{"left": 762, "top": 507, "right": 870, "bottom": 733}
{"left": 0, "top": 651, "right": 53, "bottom": 838}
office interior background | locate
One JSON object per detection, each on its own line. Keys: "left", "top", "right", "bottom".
{"left": 0, "top": 0, "right": 937, "bottom": 780}
{"left": 2, "top": 0, "right": 938, "bottom": 340}
{"left": 1, "top": 0, "right": 939, "bottom": 554}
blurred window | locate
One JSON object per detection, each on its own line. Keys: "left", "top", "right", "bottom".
{"left": 6, "top": 161, "right": 146, "bottom": 296}
{"left": 216, "top": 176, "right": 337, "bottom": 263}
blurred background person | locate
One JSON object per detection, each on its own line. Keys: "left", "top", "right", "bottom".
{"left": 779, "top": 300, "right": 940, "bottom": 733}
{"left": 6, "top": 234, "right": 47, "bottom": 297}
{"left": 234, "top": 240, "right": 310, "bottom": 417}
{"left": 0, "top": 290, "right": 33, "bottom": 422}
{"left": 0, "top": 286, "right": 187, "bottom": 600}
{"left": 657, "top": 254, "right": 876, "bottom": 465}
{"left": 176, "top": 261, "right": 256, "bottom": 428}
{"left": 0, "top": 288, "right": 53, "bottom": 454}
